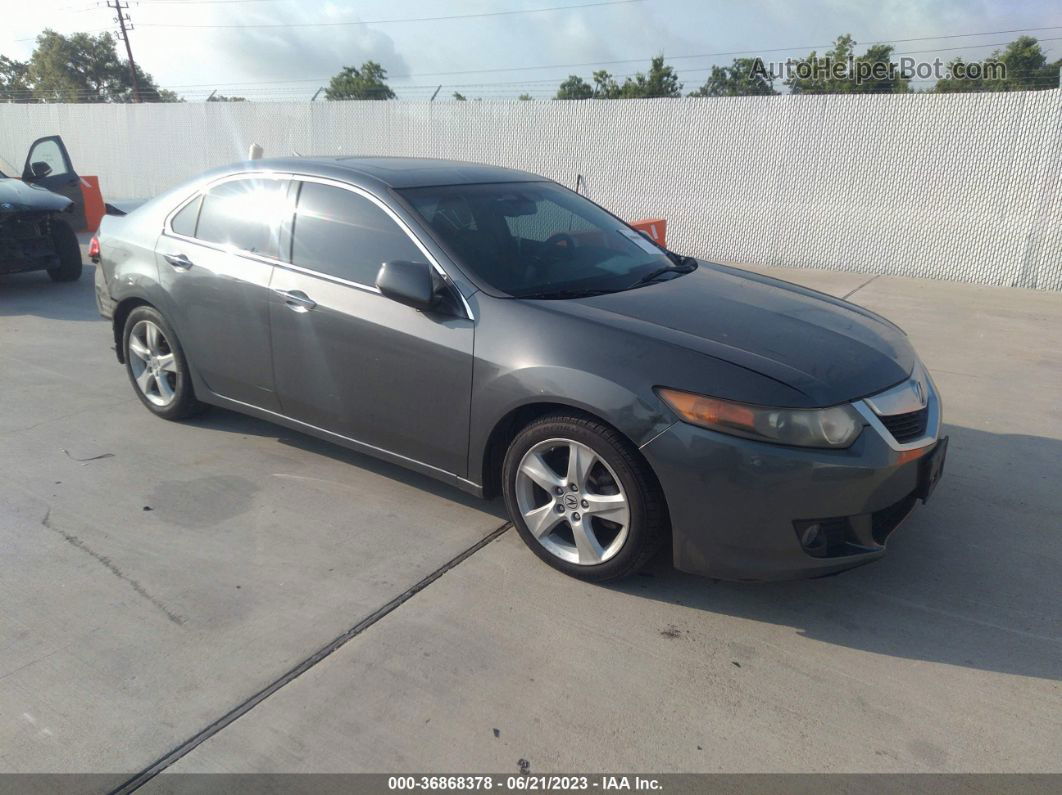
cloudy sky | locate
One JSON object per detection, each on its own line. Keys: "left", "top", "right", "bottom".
{"left": 4, "top": 0, "right": 1061, "bottom": 100}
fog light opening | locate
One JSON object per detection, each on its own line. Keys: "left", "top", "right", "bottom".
{"left": 795, "top": 521, "right": 831, "bottom": 557}
{"left": 801, "top": 523, "right": 822, "bottom": 549}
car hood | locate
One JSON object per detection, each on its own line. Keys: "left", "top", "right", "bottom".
{"left": 545, "top": 262, "right": 916, "bottom": 407}
{"left": 0, "top": 178, "right": 72, "bottom": 213}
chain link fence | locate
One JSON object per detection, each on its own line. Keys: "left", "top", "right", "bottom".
{"left": 2, "top": 90, "right": 1059, "bottom": 289}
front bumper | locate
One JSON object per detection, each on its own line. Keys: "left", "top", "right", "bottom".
{"left": 641, "top": 397, "right": 943, "bottom": 582}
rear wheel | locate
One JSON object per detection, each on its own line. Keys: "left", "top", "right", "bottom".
{"left": 123, "top": 306, "right": 205, "bottom": 420}
{"left": 46, "top": 218, "right": 82, "bottom": 282}
{"left": 502, "top": 413, "right": 667, "bottom": 582}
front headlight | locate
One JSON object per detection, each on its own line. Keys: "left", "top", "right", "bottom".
{"left": 657, "top": 388, "right": 865, "bottom": 449}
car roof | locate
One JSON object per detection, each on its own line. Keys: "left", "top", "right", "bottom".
{"left": 247, "top": 156, "right": 545, "bottom": 189}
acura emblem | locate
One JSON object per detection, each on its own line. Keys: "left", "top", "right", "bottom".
{"left": 913, "top": 379, "right": 926, "bottom": 407}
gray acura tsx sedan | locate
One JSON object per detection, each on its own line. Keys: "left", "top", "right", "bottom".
{"left": 94, "top": 157, "right": 946, "bottom": 582}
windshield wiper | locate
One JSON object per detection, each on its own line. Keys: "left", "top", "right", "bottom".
{"left": 514, "top": 287, "right": 621, "bottom": 300}
{"left": 626, "top": 261, "right": 696, "bottom": 289}
{"left": 667, "top": 251, "right": 698, "bottom": 268}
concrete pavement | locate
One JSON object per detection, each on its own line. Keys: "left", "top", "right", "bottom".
{"left": 1, "top": 256, "right": 1059, "bottom": 779}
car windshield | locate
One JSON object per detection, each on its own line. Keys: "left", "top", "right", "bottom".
{"left": 399, "top": 181, "right": 680, "bottom": 297}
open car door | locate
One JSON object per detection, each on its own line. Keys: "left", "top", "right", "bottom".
{"left": 22, "top": 135, "right": 86, "bottom": 231}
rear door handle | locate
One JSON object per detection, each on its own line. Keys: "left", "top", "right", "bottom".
{"left": 276, "top": 289, "right": 316, "bottom": 312}
{"left": 164, "top": 253, "right": 194, "bottom": 270}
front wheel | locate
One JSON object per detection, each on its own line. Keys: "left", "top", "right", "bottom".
{"left": 502, "top": 413, "right": 668, "bottom": 582}
{"left": 122, "top": 306, "right": 205, "bottom": 420}
{"left": 47, "top": 218, "right": 83, "bottom": 282}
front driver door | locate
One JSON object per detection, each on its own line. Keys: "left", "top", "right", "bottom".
{"left": 22, "top": 136, "right": 85, "bottom": 230}
{"left": 269, "top": 179, "right": 474, "bottom": 478}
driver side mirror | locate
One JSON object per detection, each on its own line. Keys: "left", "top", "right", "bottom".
{"left": 30, "top": 161, "right": 52, "bottom": 179}
{"left": 376, "top": 260, "right": 440, "bottom": 311}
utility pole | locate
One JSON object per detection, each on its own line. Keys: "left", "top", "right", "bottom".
{"left": 108, "top": 0, "right": 141, "bottom": 102}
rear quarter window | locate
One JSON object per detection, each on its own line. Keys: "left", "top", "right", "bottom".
{"left": 170, "top": 195, "right": 202, "bottom": 237}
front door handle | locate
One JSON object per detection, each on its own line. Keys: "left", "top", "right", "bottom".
{"left": 276, "top": 289, "right": 317, "bottom": 312}
{"left": 164, "top": 253, "right": 194, "bottom": 270}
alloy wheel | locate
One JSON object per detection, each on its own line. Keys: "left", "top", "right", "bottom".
{"left": 128, "top": 319, "right": 178, "bottom": 407}
{"left": 514, "top": 438, "right": 630, "bottom": 565}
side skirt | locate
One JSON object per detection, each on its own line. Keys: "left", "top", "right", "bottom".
{"left": 200, "top": 391, "right": 485, "bottom": 499}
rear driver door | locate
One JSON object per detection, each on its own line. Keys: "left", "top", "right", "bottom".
{"left": 156, "top": 175, "right": 292, "bottom": 412}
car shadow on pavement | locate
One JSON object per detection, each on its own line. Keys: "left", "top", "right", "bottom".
{"left": 182, "top": 408, "right": 509, "bottom": 519}
{"left": 610, "top": 423, "right": 1062, "bottom": 682}
{"left": 0, "top": 263, "right": 102, "bottom": 322}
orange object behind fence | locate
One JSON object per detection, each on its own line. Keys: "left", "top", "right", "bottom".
{"left": 79, "top": 175, "right": 105, "bottom": 233}
{"left": 629, "top": 217, "right": 666, "bottom": 248}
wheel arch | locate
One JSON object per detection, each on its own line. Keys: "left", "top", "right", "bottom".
{"left": 479, "top": 400, "right": 666, "bottom": 502}
{"left": 112, "top": 297, "right": 153, "bottom": 363}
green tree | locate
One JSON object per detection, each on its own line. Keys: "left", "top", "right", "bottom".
{"left": 452, "top": 91, "right": 467, "bottom": 101}
{"left": 619, "top": 55, "right": 682, "bottom": 98}
{"left": 0, "top": 55, "right": 31, "bottom": 102}
{"left": 786, "top": 34, "right": 908, "bottom": 94}
{"left": 689, "top": 57, "right": 778, "bottom": 97}
{"left": 325, "top": 61, "right": 395, "bottom": 100}
{"left": 517, "top": 93, "right": 533, "bottom": 101}
{"left": 555, "top": 57, "right": 681, "bottom": 99}
{"left": 25, "top": 29, "right": 176, "bottom": 102}
{"left": 555, "top": 75, "right": 593, "bottom": 99}
{"left": 592, "top": 69, "right": 622, "bottom": 98}
{"left": 935, "top": 36, "right": 1060, "bottom": 93}
{"left": 207, "top": 93, "right": 246, "bottom": 102}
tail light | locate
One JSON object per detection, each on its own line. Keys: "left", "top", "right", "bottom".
{"left": 88, "top": 234, "right": 100, "bottom": 263}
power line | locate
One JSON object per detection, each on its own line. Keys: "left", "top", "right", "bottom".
{"left": 135, "top": 0, "right": 645, "bottom": 28}
{"left": 22, "top": 29, "right": 1053, "bottom": 91}
{"left": 7, "top": 20, "right": 1061, "bottom": 98}
{"left": 233, "top": 31, "right": 1062, "bottom": 84}
{"left": 6, "top": 69, "right": 1060, "bottom": 101}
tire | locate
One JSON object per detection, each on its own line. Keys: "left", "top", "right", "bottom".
{"left": 122, "top": 305, "right": 206, "bottom": 421}
{"left": 502, "top": 412, "right": 667, "bottom": 582}
{"left": 46, "top": 218, "right": 83, "bottom": 282}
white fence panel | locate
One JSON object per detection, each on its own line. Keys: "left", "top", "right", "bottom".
{"left": 1, "top": 91, "right": 1058, "bottom": 289}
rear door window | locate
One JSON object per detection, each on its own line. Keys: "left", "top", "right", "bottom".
{"left": 195, "top": 178, "right": 292, "bottom": 260}
{"left": 291, "top": 181, "right": 423, "bottom": 285}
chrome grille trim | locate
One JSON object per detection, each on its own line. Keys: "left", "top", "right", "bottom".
{"left": 851, "top": 364, "right": 942, "bottom": 452}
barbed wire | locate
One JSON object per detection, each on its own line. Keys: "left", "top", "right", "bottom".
{"left": 5, "top": 80, "right": 1059, "bottom": 102}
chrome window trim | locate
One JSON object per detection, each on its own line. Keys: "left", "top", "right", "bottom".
{"left": 852, "top": 365, "right": 942, "bottom": 452}
{"left": 161, "top": 170, "right": 475, "bottom": 319}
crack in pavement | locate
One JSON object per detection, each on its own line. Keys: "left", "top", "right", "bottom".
{"left": 109, "top": 521, "right": 513, "bottom": 794}
{"left": 41, "top": 508, "right": 186, "bottom": 626}
{"left": 842, "top": 274, "right": 881, "bottom": 301}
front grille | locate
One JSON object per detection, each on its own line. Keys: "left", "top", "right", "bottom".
{"left": 879, "top": 407, "right": 928, "bottom": 443}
